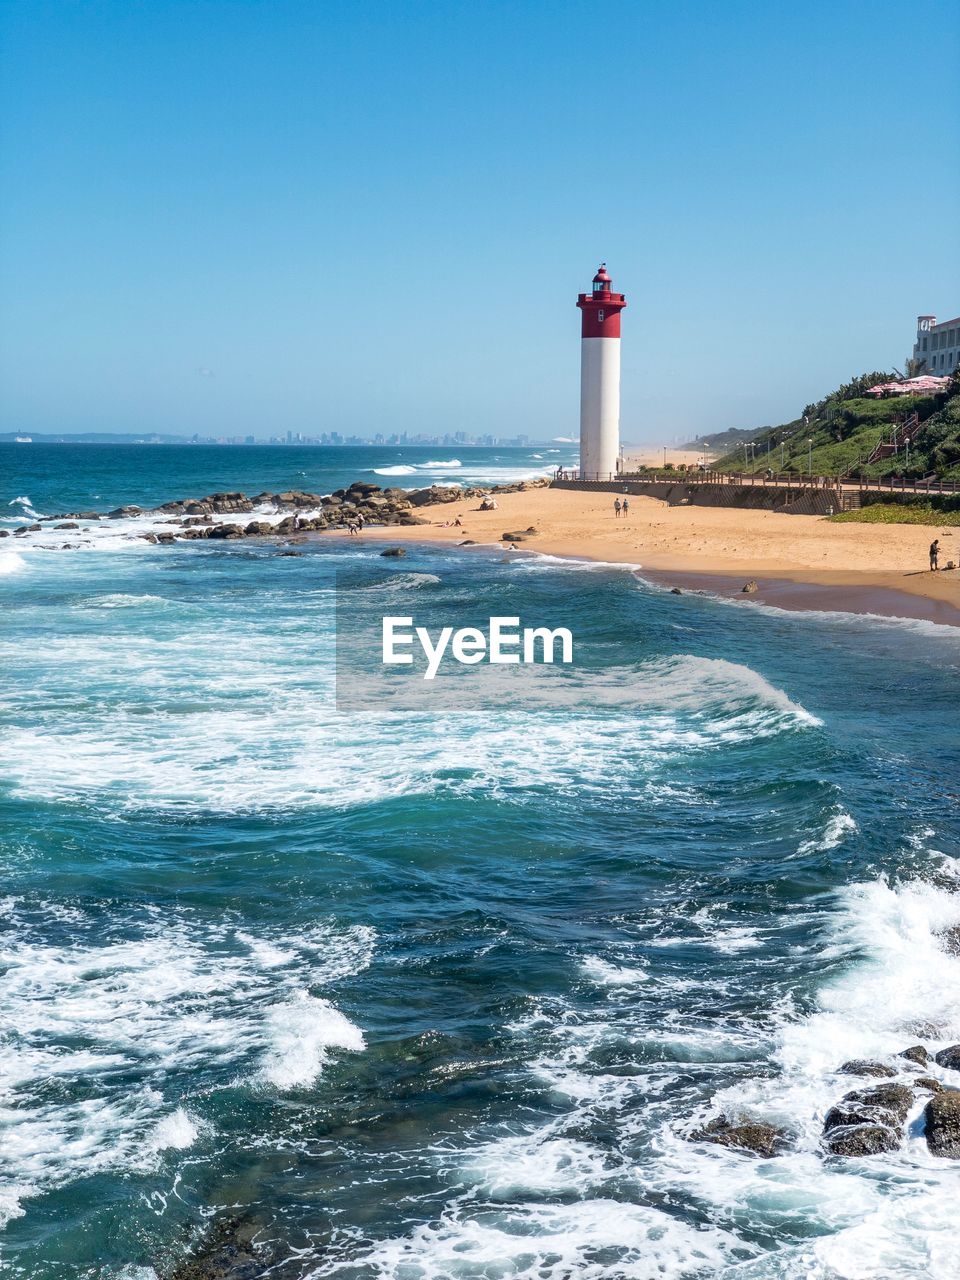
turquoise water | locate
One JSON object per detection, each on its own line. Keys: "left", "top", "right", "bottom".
{"left": 2, "top": 447, "right": 960, "bottom": 1278}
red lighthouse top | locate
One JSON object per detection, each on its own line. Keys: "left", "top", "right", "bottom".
{"left": 577, "top": 262, "right": 626, "bottom": 338}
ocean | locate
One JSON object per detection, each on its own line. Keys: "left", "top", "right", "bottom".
{"left": 2, "top": 444, "right": 960, "bottom": 1279}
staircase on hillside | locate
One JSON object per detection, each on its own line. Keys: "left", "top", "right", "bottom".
{"left": 865, "top": 411, "right": 922, "bottom": 466}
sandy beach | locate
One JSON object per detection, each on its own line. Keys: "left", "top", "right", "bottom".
{"left": 624, "top": 446, "right": 717, "bottom": 468}
{"left": 355, "top": 486, "right": 960, "bottom": 625}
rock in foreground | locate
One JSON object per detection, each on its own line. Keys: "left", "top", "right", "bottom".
{"left": 824, "top": 1124, "right": 900, "bottom": 1156}
{"left": 692, "top": 1115, "right": 787, "bottom": 1158}
{"left": 838, "top": 1059, "right": 896, "bottom": 1078}
{"left": 925, "top": 1091, "right": 960, "bottom": 1158}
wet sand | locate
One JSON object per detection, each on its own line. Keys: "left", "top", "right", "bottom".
{"left": 638, "top": 568, "right": 960, "bottom": 627}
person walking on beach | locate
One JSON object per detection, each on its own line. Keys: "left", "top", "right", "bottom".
{"left": 614, "top": 498, "right": 621, "bottom": 519}
{"left": 930, "top": 538, "right": 940, "bottom": 571}
{"left": 621, "top": 497, "right": 629, "bottom": 518}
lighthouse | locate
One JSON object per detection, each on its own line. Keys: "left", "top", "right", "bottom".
{"left": 577, "top": 263, "right": 626, "bottom": 480}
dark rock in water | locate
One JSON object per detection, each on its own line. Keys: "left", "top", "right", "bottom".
{"left": 824, "top": 1124, "right": 900, "bottom": 1156}
{"left": 55, "top": 522, "right": 79, "bottom": 530}
{"left": 277, "top": 550, "right": 302, "bottom": 557}
{"left": 839, "top": 1060, "right": 896, "bottom": 1078}
{"left": 140, "top": 533, "right": 158, "bottom": 543}
{"left": 107, "top": 505, "right": 142, "bottom": 518}
{"left": 168, "top": 1216, "right": 263, "bottom": 1280}
{"left": 936, "top": 924, "right": 960, "bottom": 955}
{"left": 380, "top": 547, "right": 406, "bottom": 557}
{"left": 915, "top": 1077, "right": 943, "bottom": 1093}
{"left": 0, "top": 530, "right": 9, "bottom": 538}
{"left": 823, "top": 1083, "right": 914, "bottom": 1135}
{"left": 155, "top": 532, "right": 176, "bottom": 544}
{"left": 925, "top": 1090, "right": 960, "bottom": 1158}
{"left": 670, "top": 587, "right": 682, "bottom": 594}
{"left": 691, "top": 1115, "right": 787, "bottom": 1157}
{"left": 15, "top": 524, "right": 41, "bottom": 534}
{"left": 899, "top": 1045, "right": 930, "bottom": 1067}
{"left": 208, "top": 491, "right": 254, "bottom": 513}
{"left": 77, "top": 511, "right": 101, "bottom": 520}
{"left": 741, "top": 579, "right": 759, "bottom": 594}
{"left": 934, "top": 1045, "right": 960, "bottom": 1071}
{"left": 458, "top": 539, "right": 477, "bottom": 545}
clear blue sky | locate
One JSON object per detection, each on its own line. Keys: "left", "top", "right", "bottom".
{"left": 1, "top": 0, "right": 958, "bottom": 443}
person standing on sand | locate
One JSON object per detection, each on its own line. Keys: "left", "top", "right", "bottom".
{"left": 622, "top": 497, "right": 629, "bottom": 518}
{"left": 614, "top": 498, "right": 621, "bottom": 519}
{"left": 930, "top": 539, "right": 940, "bottom": 571}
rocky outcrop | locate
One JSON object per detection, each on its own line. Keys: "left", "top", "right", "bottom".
{"left": 741, "top": 579, "right": 759, "bottom": 594}
{"left": 915, "top": 1077, "right": 943, "bottom": 1093}
{"left": 824, "top": 1082, "right": 914, "bottom": 1130}
{"left": 898, "top": 1045, "right": 930, "bottom": 1067}
{"left": 406, "top": 485, "right": 463, "bottom": 507}
{"left": 692, "top": 1115, "right": 787, "bottom": 1158}
{"left": 839, "top": 1060, "right": 896, "bottom": 1078}
{"left": 822, "top": 1082, "right": 914, "bottom": 1156}
{"left": 27, "top": 475, "right": 550, "bottom": 549}
{"left": 380, "top": 547, "right": 406, "bottom": 557}
{"left": 825, "top": 1125, "right": 900, "bottom": 1156}
{"left": 934, "top": 1044, "right": 960, "bottom": 1071}
{"left": 924, "top": 1090, "right": 960, "bottom": 1158}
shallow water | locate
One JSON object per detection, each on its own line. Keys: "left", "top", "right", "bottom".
{"left": 2, "top": 448, "right": 960, "bottom": 1278}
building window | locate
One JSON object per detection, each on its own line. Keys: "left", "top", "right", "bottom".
{"left": 597, "top": 309, "right": 604, "bottom": 322}
{"left": 922, "top": 337, "right": 928, "bottom": 351}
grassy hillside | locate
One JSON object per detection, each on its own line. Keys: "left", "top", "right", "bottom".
{"left": 714, "top": 371, "right": 960, "bottom": 481}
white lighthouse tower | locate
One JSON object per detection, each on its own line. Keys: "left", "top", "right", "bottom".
{"left": 577, "top": 263, "right": 626, "bottom": 480}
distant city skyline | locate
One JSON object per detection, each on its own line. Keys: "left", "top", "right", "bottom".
{"left": 1, "top": 1, "right": 957, "bottom": 443}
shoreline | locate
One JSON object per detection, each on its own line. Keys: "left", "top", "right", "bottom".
{"left": 335, "top": 486, "right": 960, "bottom": 628}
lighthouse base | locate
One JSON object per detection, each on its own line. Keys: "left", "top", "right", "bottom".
{"left": 579, "top": 337, "right": 621, "bottom": 480}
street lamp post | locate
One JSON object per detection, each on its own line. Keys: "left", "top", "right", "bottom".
{"left": 808, "top": 437, "right": 813, "bottom": 476}
{"left": 905, "top": 436, "right": 911, "bottom": 468}
{"left": 780, "top": 436, "right": 786, "bottom": 470}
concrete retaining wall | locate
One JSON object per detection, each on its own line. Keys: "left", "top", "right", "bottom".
{"left": 550, "top": 479, "right": 841, "bottom": 517}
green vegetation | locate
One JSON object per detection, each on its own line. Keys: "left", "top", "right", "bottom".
{"left": 714, "top": 369, "right": 960, "bottom": 481}
{"left": 828, "top": 504, "right": 960, "bottom": 526}
{"left": 681, "top": 427, "right": 758, "bottom": 452}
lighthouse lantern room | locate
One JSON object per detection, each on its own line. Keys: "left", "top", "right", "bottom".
{"left": 576, "top": 263, "right": 626, "bottom": 480}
